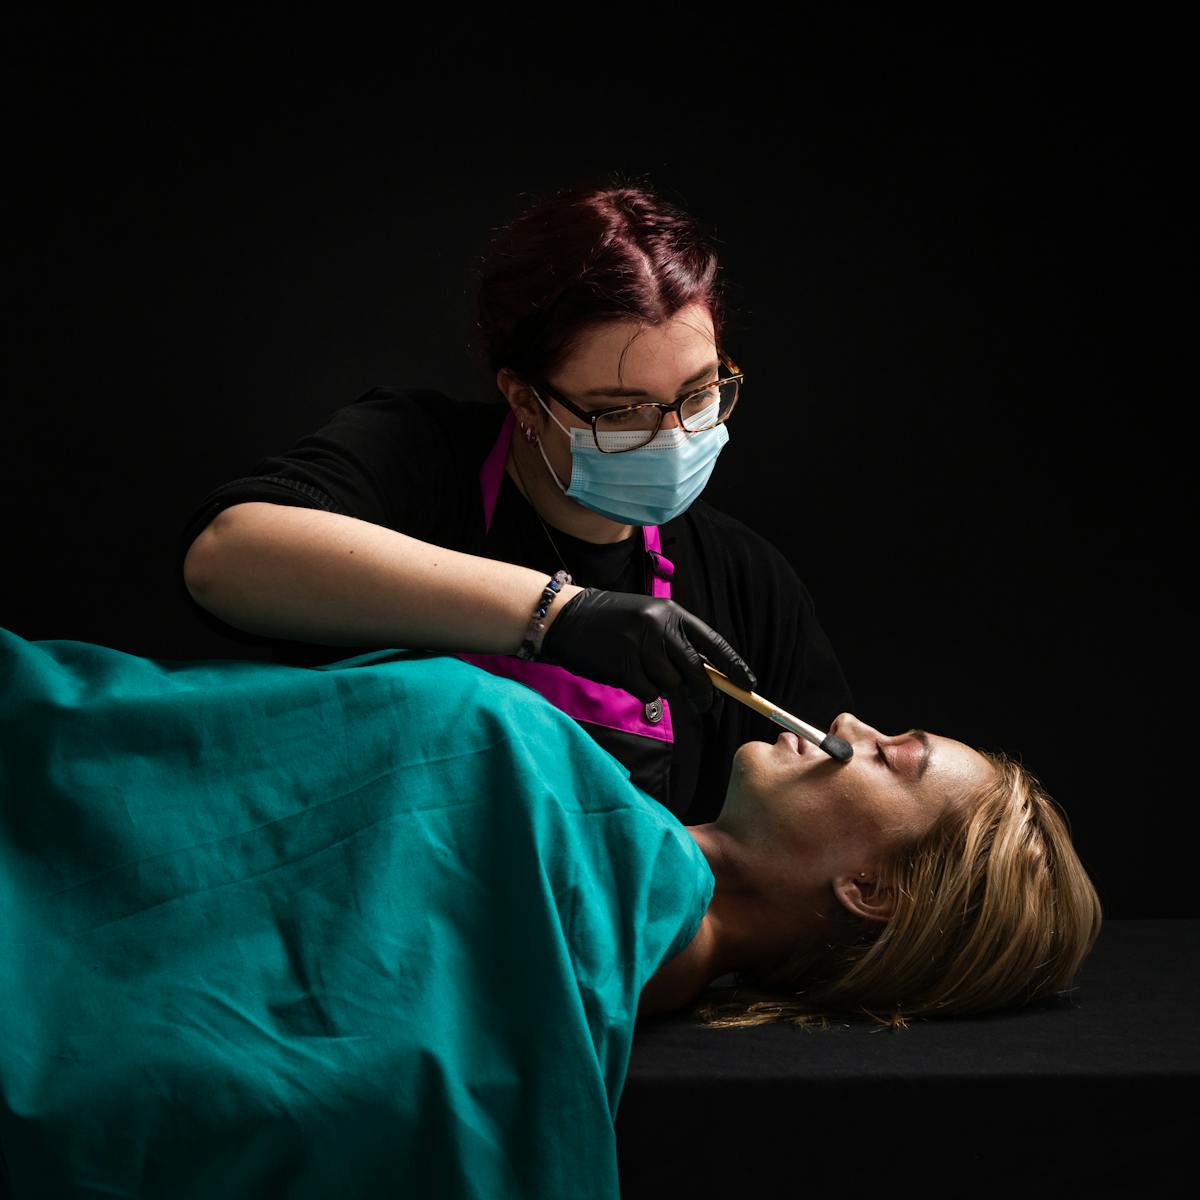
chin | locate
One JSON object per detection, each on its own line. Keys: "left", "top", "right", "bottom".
{"left": 721, "top": 743, "right": 775, "bottom": 814}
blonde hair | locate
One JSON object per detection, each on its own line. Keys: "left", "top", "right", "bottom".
{"left": 689, "top": 751, "right": 1102, "bottom": 1030}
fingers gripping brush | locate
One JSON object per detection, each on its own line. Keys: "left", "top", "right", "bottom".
{"left": 703, "top": 663, "right": 854, "bottom": 762}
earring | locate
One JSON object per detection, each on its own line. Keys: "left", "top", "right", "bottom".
{"left": 522, "top": 422, "right": 539, "bottom": 447}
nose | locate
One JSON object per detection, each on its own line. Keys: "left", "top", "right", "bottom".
{"left": 659, "top": 410, "right": 684, "bottom": 432}
{"left": 829, "top": 712, "right": 878, "bottom": 741}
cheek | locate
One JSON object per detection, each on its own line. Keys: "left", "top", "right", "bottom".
{"left": 858, "top": 783, "right": 928, "bottom": 844}
{"left": 818, "top": 782, "right": 873, "bottom": 839}
{"left": 797, "top": 772, "right": 904, "bottom": 842}
{"left": 547, "top": 432, "right": 575, "bottom": 485}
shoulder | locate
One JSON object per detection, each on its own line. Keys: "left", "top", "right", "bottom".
{"left": 340, "top": 385, "right": 505, "bottom": 431}
{"left": 327, "top": 385, "right": 509, "bottom": 464}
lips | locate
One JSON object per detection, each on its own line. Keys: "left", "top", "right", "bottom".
{"left": 778, "top": 731, "right": 803, "bottom": 755}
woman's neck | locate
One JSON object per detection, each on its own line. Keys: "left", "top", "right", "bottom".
{"left": 684, "top": 822, "right": 830, "bottom": 982}
{"left": 505, "top": 423, "right": 636, "bottom": 544}
{"left": 640, "top": 825, "right": 807, "bottom": 1017}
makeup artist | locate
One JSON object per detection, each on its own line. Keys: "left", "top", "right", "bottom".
{"left": 178, "top": 180, "right": 852, "bottom": 823}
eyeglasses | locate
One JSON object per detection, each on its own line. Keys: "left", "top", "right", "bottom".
{"left": 529, "top": 350, "right": 744, "bottom": 452}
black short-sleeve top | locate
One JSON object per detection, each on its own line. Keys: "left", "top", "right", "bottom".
{"left": 178, "top": 386, "right": 853, "bottom": 824}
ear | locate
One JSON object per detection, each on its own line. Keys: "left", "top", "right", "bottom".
{"left": 495, "top": 368, "right": 542, "bottom": 430}
{"left": 832, "top": 871, "right": 896, "bottom": 924}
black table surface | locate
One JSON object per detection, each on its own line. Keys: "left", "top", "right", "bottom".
{"left": 616, "top": 918, "right": 1200, "bottom": 1199}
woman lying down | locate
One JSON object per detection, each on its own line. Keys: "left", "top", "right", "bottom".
{"left": 0, "top": 630, "right": 1101, "bottom": 1200}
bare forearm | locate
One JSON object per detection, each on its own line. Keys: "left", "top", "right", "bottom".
{"left": 183, "top": 502, "right": 581, "bottom": 653}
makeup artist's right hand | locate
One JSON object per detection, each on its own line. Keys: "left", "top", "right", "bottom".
{"left": 538, "top": 587, "right": 757, "bottom": 713}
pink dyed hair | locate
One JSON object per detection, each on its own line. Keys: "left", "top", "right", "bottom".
{"left": 472, "top": 175, "right": 729, "bottom": 384}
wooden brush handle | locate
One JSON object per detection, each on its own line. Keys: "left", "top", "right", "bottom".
{"left": 702, "top": 662, "right": 826, "bottom": 743}
{"left": 703, "top": 662, "right": 777, "bottom": 719}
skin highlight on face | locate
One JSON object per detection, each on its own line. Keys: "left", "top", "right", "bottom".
{"left": 682, "top": 715, "right": 997, "bottom": 982}
{"left": 722, "top": 714, "right": 993, "bottom": 884}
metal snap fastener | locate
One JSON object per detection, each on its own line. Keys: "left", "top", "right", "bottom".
{"left": 643, "top": 698, "right": 663, "bottom": 724}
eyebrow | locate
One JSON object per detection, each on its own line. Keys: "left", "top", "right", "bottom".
{"left": 579, "top": 361, "right": 720, "bottom": 398}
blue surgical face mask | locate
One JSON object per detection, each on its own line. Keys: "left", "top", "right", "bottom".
{"left": 531, "top": 390, "right": 730, "bottom": 526}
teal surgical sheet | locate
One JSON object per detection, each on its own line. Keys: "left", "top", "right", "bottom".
{"left": 0, "top": 629, "right": 715, "bottom": 1199}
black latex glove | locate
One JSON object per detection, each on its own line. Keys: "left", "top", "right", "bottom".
{"left": 538, "top": 587, "right": 758, "bottom": 713}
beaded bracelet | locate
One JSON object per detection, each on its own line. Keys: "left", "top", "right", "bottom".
{"left": 517, "top": 570, "right": 573, "bottom": 660}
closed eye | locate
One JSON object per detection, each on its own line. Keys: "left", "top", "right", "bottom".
{"left": 875, "top": 743, "right": 890, "bottom": 768}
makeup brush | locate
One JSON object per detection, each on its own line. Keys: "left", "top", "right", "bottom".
{"left": 702, "top": 663, "right": 853, "bottom": 762}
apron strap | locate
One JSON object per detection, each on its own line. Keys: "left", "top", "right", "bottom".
{"left": 480, "top": 409, "right": 516, "bottom": 535}
{"left": 643, "top": 525, "right": 674, "bottom": 599}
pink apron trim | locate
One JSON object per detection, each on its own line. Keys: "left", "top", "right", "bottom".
{"left": 480, "top": 409, "right": 516, "bottom": 534}
{"left": 455, "top": 653, "right": 674, "bottom": 743}
{"left": 462, "top": 408, "right": 677, "bottom": 742}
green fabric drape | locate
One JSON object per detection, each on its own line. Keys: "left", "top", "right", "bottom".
{"left": 0, "top": 631, "right": 714, "bottom": 1199}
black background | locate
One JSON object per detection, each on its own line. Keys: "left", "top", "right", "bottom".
{"left": 5, "top": 16, "right": 1189, "bottom": 918}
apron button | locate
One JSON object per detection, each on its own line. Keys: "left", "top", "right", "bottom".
{"left": 643, "top": 698, "right": 663, "bottom": 724}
